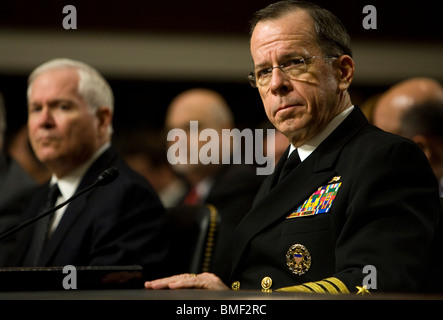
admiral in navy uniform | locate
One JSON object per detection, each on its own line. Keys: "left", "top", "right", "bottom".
{"left": 145, "top": 1, "right": 442, "bottom": 294}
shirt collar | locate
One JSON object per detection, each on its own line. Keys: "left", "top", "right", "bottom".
{"left": 194, "top": 176, "right": 214, "bottom": 201}
{"left": 50, "top": 142, "right": 111, "bottom": 200}
{"left": 289, "top": 105, "right": 354, "bottom": 161}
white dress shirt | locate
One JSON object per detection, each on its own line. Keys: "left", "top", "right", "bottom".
{"left": 288, "top": 106, "right": 354, "bottom": 160}
{"left": 48, "top": 142, "right": 111, "bottom": 236}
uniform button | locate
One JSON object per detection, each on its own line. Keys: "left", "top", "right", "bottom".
{"left": 231, "top": 281, "right": 240, "bottom": 291}
{"left": 261, "top": 276, "right": 272, "bottom": 292}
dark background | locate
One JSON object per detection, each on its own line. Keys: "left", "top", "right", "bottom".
{"left": 1, "top": 1, "right": 441, "bottom": 40}
{"left": 0, "top": 0, "right": 442, "bottom": 143}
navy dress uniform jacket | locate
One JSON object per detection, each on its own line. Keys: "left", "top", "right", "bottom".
{"left": 11, "top": 147, "right": 170, "bottom": 280}
{"left": 229, "top": 106, "right": 441, "bottom": 294}
{"left": 204, "top": 164, "right": 265, "bottom": 283}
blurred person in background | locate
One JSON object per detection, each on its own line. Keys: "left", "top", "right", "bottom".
{"left": 114, "top": 126, "right": 187, "bottom": 208}
{"left": 0, "top": 92, "right": 38, "bottom": 266}
{"left": 372, "top": 77, "right": 443, "bottom": 193}
{"left": 164, "top": 88, "right": 265, "bottom": 283}
{"left": 372, "top": 77, "right": 443, "bottom": 135}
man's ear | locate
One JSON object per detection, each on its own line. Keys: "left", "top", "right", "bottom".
{"left": 336, "top": 55, "right": 354, "bottom": 92}
{"left": 96, "top": 106, "right": 112, "bottom": 134}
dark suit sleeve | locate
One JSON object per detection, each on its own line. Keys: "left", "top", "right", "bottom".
{"left": 0, "top": 159, "right": 38, "bottom": 267}
{"left": 86, "top": 173, "right": 170, "bottom": 280}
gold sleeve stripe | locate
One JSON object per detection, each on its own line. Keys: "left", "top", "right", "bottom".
{"left": 303, "top": 282, "right": 326, "bottom": 294}
{"left": 301, "top": 284, "right": 315, "bottom": 293}
{"left": 315, "top": 280, "right": 340, "bottom": 294}
{"left": 323, "top": 277, "right": 350, "bottom": 294}
{"left": 276, "top": 277, "right": 350, "bottom": 294}
{"left": 276, "top": 284, "right": 314, "bottom": 293}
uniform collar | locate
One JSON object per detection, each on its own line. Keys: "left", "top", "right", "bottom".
{"left": 290, "top": 105, "right": 354, "bottom": 162}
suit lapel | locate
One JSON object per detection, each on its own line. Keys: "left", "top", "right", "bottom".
{"left": 231, "top": 155, "right": 337, "bottom": 272}
{"left": 230, "top": 106, "right": 368, "bottom": 275}
{"left": 39, "top": 147, "right": 119, "bottom": 265}
{"left": 268, "top": 147, "right": 290, "bottom": 191}
{"left": 250, "top": 147, "right": 290, "bottom": 208}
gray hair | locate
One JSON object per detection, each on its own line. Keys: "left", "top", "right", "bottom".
{"left": 249, "top": 0, "right": 352, "bottom": 58}
{"left": 27, "top": 58, "right": 114, "bottom": 133}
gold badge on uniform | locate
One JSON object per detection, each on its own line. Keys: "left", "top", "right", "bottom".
{"left": 286, "top": 244, "right": 311, "bottom": 275}
{"left": 261, "top": 276, "right": 272, "bottom": 292}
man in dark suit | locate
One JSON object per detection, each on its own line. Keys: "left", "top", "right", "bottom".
{"left": 145, "top": 1, "right": 441, "bottom": 294}
{"left": 9, "top": 58, "right": 169, "bottom": 280}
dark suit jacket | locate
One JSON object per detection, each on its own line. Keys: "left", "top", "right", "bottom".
{"left": 12, "top": 147, "right": 170, "bottom": 280}
{"left": 0, "top": 153, "right": 38, "bottom": 266}
{"left": 230, "top": 107, "right": 441, "bottom": 293}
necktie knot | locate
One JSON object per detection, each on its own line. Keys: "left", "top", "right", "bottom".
{"left": 278, "top": 149, "right": 301, "bottom": 182}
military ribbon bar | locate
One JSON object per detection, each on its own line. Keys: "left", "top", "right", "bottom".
{"left": 287, "top": 182, "right": 342, "bottom": 219}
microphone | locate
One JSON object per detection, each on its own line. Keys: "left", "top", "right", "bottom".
{"left": 95, "top": 167, "right": 119, "bottom": 186}
{"left": 0, "top": 167, "right": 119, "bottom": 242}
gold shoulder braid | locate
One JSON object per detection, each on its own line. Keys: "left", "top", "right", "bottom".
{"left": 201, "top": 203, "right": 218, "bottom": 272}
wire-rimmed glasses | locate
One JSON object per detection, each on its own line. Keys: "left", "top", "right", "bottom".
{"left": 248, "top": 55, "right": 338, "bottom": 88}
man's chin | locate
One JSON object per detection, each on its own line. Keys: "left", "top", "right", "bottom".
{"left": 35, "top": 152, "right": 60, "bottom": 167}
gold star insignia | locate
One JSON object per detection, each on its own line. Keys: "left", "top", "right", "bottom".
{"left": 328, "top": 176, "right": 341, "bottom": 183}
{"left": 356, "top": 285, "right": 371, "bottom": 295}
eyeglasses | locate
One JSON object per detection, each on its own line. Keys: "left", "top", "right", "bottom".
{"left": 248, "top": 55, "right": 338, "bottom": 88}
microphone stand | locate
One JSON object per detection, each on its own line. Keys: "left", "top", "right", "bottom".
{"left": 0, "top": 167, "right": 119, "bottom": 243}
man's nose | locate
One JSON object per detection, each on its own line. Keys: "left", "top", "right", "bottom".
{"left": 269, "top": 68, "right": 292, "bottom": 93}
{"left": 39, "top": 107, "right": 56, "bottom": 128}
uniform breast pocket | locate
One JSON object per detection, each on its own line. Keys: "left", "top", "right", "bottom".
{"left": 282, "top": 214, "right": 330, "bottom": 235}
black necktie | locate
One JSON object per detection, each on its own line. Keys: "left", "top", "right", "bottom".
{"left": 278, "top": 149, "right": 301, "bottom": 182}
{"left": 24, "top": 183, "right": 60, "bottom": 266}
